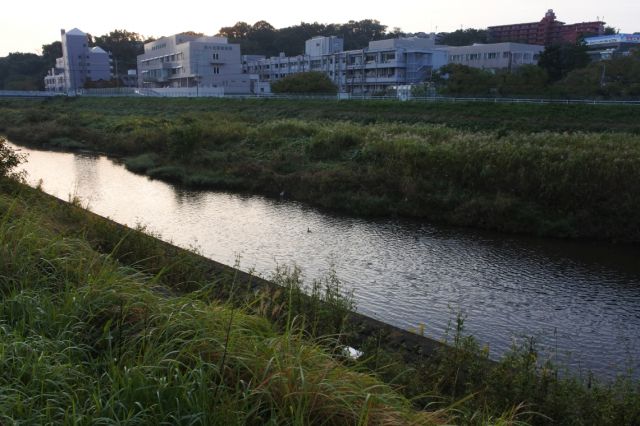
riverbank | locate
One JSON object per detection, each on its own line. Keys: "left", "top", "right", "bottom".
{"left": 0, "top": 179, "right": 444, "bottom": 424}
{"left": 1, "top": 175, "right": 639, "bottom": 425}
{"left": 2, "top": 97, "right": 640, "bottom": 243}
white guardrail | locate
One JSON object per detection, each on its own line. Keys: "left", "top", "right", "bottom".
{"left": 1, "top": 89, "right": 639, "bottom": 105}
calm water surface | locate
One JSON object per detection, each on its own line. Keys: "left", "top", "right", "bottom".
{"left": 12, "top": 142, "right": 640, "bottom": 378}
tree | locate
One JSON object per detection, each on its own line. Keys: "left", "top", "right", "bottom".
{"left": 538, "top": 43, "right": 590, "bottom": 82}
{"left": 271, "top": 72, "right": 337, "bottom": 94}
{"left": 556, "top": 53, "right": 640, "bottom": 98}
{"left": 439, "top": 29, "right": 488, "bottom": 46}
{"left": 603, "top": 26, "right": 618, "bottom": 35}
{"left": 0, "top": 137, "right": 25, "bottom": 181}
{"left": 436, "top": 64, "right": 497, "bottom": 96}
{"left": 273, "top": 22, "right": 329, "bottom": 56}
{"left": 41, "top": 41, "right": 62, "bottom": 66}
{"left": 339, "top": 19, "right": 387, "bottom": 50}
{"left": 0, "top": 53, "right": 50, "bottom": 90}
{"left": 178, "top": 31, "right": 205, "bottom": 37}
{"left": 496, "top": 65, "right": 549, "bottom": 96}
{"left": 217, "top": 19, "right": 394, "bottom": 57}
{"left": 218, "top": 22, "right": 252, "bottom": 40}
{"left": 93, "top": 30, "right": 144, "bottom": 72}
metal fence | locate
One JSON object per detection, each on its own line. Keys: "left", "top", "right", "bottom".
{"left": 1, "top": 89, "right": 639, "bottom": 105}
{"left": 0, "top": 90, "right": 63, "bottom": 99}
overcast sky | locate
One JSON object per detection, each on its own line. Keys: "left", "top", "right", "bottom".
{"left": 1, "top": 0, "right": 638, "bottom": 56}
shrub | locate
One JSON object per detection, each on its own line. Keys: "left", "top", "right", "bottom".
{"left": 271, "top": 72, "right": 338, "bottom": 94}
{"left": 0, "top": 137, "right": 25, "bottom": 180}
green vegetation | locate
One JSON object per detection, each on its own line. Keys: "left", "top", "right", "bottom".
{"left": 219, "top": 19, "right": 390, "bottom": 56}
{"left": 437, "top": 28, "right": 488, "bottom": 47}
{"left": 437, "top": 46, "right": 640, "bottom": 98}
{"left": 0, "top": 30, "right": 145, "bottom": 90}
{"left": 0, "top": 185, "right": 436, "bottom": 424}
{"left": 0, "top": 52, "right": 55, "bottom": 91}
{"left": 3, "top": 98, "right": 640, "bottom": 242}
{"left": 537, "top": 43, "right": 591, "bottom": 83}
{"left": 1, "top": 152, "right": 639, "bottom": 424}
{"left": 271, "top": 72, "right": 338, "bottom": 94}
{"left": 91, "top": 30, "right": 146, "bottom": 72}
{"left": 0, "top": 137, "right": 25, "bottom": 179}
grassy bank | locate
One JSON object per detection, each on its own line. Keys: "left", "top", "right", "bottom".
{"left": 1, "top": 174, "right": 640, "bottom": 425}
{"left": 0, "top": 180, "right": 441, "bottom": 425}
{"left": 1, "top": 97, "right": 640, "bottom": 243}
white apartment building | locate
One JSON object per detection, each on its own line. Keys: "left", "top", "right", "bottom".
{"left": 244, "top": 36, "right": 448, "bottom": 94}
{"left": 137, "top": 34, "right": 250, "bottom": 94}
{"left": 445, "top": 42, "right": 544, "bottom": 72}
{"left": 44, "top": 28, "right": 112, "bottom": 92}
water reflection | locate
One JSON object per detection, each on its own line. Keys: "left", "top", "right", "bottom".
{"left": 12, "top": 142, "right": 640, "bottom": 378}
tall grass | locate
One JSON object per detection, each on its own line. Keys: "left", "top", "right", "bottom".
{"left": 0, "top": 186, "right": 444, "bottom": 425}
{"left": 2, "top": 182, "right": 640, "bottom": 425}
{"left": 3, "top": 98, "right": 640, "bottom": 241}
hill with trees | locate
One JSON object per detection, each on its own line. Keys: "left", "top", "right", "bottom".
{"left": 218, "top": 19, "right": 391, "bottom": 56}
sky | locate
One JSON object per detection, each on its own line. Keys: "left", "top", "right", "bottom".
{"left": 1, "top": 0, "right": 638, "bottom": 56}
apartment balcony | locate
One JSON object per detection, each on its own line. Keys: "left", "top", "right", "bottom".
{"left": 141, "top": 69, "right": 170, "bottom": 83}
{"left": 364, "top": 60, "right": 406, "bottom": 69}
{"left": 363, "top": 75, "right": 402, "bottom": 83}
{"left": 161, "top": 62, "right": 182, "bottom": 70}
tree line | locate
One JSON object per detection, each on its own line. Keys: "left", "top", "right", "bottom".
{"left": 430, "top": 45, "right": 640, "bottom": 99}
{"left": 217, "top": 19, "right": 392, "bottom": 57}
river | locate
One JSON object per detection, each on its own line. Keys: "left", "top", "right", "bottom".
{"left": 10, "top": 141, "right": 640, "bottom": 378}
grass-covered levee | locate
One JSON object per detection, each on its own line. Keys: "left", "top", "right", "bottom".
{"left": 1, "top": 140, "right": 640, "bottom": 424}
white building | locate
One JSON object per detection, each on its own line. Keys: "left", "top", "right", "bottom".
{"left": 137, "top": 34, "right": 250, "bottom": 94}
{"left": 44, "top": 28, "right": 112, "bottom": 93}
{"left": 244, "top": 36, "right": 448, "bottom": 95}
{"left": 584, "top": 34, "right": 640, "bottom": 61}
{"left": 445, "top": 43, "right": 544, "bottom": 72}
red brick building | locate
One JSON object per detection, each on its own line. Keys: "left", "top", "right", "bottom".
{"left": 488, "top": 10, "right": 604, "bottom": 46}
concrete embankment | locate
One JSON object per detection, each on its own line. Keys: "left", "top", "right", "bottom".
{"left": 42, "top": 188, "right": 452, "bottom": 365}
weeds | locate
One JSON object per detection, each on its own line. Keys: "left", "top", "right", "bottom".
{"left": 2, "top": 98, "right": 640, "bottom": 241}
{"left": 2, "top": 183, "right": 640, "bottom": 424}
{"left": 0, "top": 185, "right": 441, "bottom": 425}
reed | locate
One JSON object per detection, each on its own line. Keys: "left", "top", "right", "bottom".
{"left": 2, "top": 98, "right": 640, "bottom": 241}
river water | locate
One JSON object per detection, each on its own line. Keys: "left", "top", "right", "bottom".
{"left": 10, "top": 142, "right": 640, "bottom": 378}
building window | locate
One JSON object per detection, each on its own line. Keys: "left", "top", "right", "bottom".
{"left": 213, "top": 53, "right": 219, "bottom": 60}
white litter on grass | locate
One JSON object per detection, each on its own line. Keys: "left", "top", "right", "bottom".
{"left": 344, "top": 346, "right": 364, "bottom": 360}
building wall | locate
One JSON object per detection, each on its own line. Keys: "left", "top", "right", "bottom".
{"left": 446, "top": 43, "right": 544, "bottom": 71}
{"left": 45, "top": 28, "right": 112, "bottom": 92}
{"left": 584, "top": 34, "right": 640, "bottom": 60}
{"left": 488, "top": 9, "right": 603, "bottom": 46}
{"left": 245, "top": 36, "right": 446, "bottom": 94}
{"left": 44, "top": 71, "right": 65, "bottom": 92}
{"left": 62, "top": 29, "right": 111, "bottom": 91}
{"left": 305, "top": 36, "right": 343, "bottom": 56}
{"left": 137, "top": 34, "right": 250, "bottom": 94}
